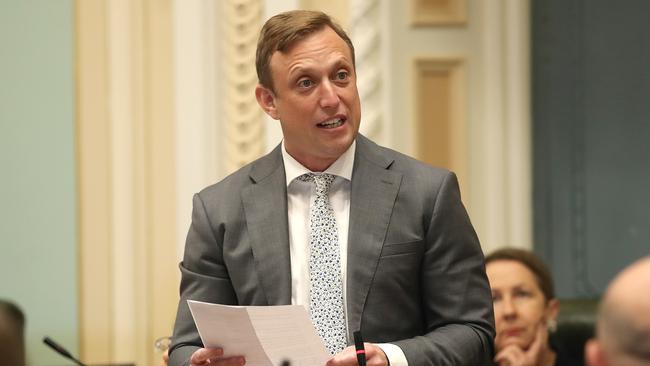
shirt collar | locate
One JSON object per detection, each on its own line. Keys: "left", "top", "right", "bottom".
{"left": 282, "top": 140, "right": 356, "bottom": 186}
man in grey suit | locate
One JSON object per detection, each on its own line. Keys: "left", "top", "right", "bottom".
{"left": 169, "top": 10, "right": 495, "bottom": 366}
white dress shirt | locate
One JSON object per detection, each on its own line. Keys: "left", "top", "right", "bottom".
{"left": 281, "top": 141, "right": 408, "bottom": 366}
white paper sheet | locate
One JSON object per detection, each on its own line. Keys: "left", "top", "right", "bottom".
{"left": 188, "top": 300, "right": 330, "bottom": 366}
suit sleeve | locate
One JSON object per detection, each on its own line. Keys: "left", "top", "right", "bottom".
{"left": 168, "top": 193, "right": 238, "bottom": 366}
{"left": 393, "top": 171, "right": 496, "bottom": 365}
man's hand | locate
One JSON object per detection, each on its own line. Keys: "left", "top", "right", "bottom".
{"left": 161, "top": 349, "right": 169, "bottom": 366}
{"left": 325, "top": 343, "right": 389, "bottom": 366}
{"left": 190, "top": 348, "right": 246, "bottom": 366}
{"left": 494, "top": 322, "right": 549, "bottom": 366}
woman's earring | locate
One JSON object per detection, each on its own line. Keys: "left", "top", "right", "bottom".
{"left": 547, "top": 318, "right": 558, "bottom": 333}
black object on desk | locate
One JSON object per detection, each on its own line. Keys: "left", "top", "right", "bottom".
{"left": 44, "top": 337, "right": 87, "bottom": 366}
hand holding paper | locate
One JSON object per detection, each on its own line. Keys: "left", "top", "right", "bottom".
{"left": 188, "top": 300, "right": 330, "bottom": 366}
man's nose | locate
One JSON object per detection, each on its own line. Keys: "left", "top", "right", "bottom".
{"left": 319, "top": 80, "right": 340, "bottom": 109}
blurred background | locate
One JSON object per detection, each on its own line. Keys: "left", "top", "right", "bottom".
{"left": 1, "top": 0, "right": 648, "bottom": 364}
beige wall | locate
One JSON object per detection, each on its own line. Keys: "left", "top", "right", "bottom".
{"left": 301, "top": 0, "right": 349, "bottom": 27}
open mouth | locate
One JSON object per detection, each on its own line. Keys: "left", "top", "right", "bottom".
{"left": 317, "top": 117, "right": 345, "bottom": 129}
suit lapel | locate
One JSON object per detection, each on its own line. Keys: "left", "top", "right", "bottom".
{"left": 346, "top": 136, "right": 402, "bottom": 336}
{"left": 240, "top": 137, "right": 402, "bottom": 323}
{"left": 242, "top": 145, "right": 292, "bottom": 305}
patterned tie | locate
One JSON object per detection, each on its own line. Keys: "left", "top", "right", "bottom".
{"left": 298, "top": 173, "right": 347, "bottom": 355}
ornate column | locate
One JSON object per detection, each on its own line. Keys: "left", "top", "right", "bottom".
{"left": 350, "top": 0, "right": 386, "bottom": 145}
{"left": 222, "top": 0, "right": 266, "bottom": 173}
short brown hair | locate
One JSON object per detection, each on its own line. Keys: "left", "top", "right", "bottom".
{"left": 485, "top": 248, "right": 555, "bottom": 301}
{"left": 0, "top": 300, "right": 24, "bottom": 329}
{"left": 255, "top": 10, "right": 355, "bottom": 90}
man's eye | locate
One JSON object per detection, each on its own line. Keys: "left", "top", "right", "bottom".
{"left": 298, "top": 79, "right": 313, "bottom": 88}
{"left": 335, "top": 71, "right": 348, "bottom": 80}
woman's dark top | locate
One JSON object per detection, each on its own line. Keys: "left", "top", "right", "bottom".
{"left": 552, "top": 339, "right": 584, "bottom": 366}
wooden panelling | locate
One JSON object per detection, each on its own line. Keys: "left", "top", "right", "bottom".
{"left": 414, "top": 57, "right": 468, "bottom": 200}
{"left": 411, "top": 0, "right": 467, "bottom": 26}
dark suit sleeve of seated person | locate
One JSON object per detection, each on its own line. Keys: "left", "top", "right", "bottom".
{"left": 348, "top": 143, "right": 495, "bottom": 365}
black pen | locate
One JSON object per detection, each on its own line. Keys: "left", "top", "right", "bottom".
{"left": 353, "top": 330, "right": 366, "bottom": 366}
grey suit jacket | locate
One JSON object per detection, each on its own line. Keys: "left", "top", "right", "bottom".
{"left": 169, "top": 135, "right": 495, "bottom": 365}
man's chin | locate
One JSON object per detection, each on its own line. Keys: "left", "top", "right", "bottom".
{"left": 323, "top": 136, "right": 355, "bottom": 155}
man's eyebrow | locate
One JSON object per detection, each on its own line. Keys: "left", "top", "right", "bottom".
{"left": 287, "top": 65, "right": 314, "bottom": 77}
{"left": 332, "top": 58, "right": 353, "bottom": 69}
{"left": 287, "top": 57, "right": 353, "bottom": 76}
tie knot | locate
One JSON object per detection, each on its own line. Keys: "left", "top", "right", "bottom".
{"left": 298, "top": 173, "right": 335, "bottom": 194}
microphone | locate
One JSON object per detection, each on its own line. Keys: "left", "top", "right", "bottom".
{"left": 43, "top": 336, "right": 88, "bottom": 366}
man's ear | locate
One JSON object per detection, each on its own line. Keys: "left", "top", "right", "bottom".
{"left": 585, "top": 339, "right": 607, "bottom": 366}
{"left": 255, "top": 84, "right": 279, "bottom": 120}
